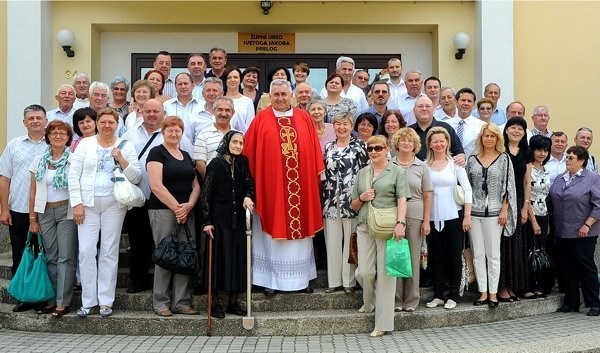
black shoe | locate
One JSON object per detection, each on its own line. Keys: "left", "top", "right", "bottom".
{"left": 522, "top": 292, "right": 538, "bottom": 300}
{"left": 12, "top": 302, "right": 34, "bottom": 312}
{"left": 488, "top": 300, "right": 499, "bottom": 308}
{"left": 473, "top": 299, "right": 489, "bottom": 306}
{"left": 587, "top": 308, "right": 600, "bottom": 316}
{"left": 556, "top": 305, "right": 579, "bottom": 313}
{"left": 263, "top": 288, "right": 276, "bottom": 297}
{"left": 299, "top": 287, "right": 314, "bottom": 294}
{"left": 226, "top": 303, "right": 247, "bottom": 316}
{"left": 37, "top": 305, "right": 56, "bottom": 315}
{"left": 210, "top": 304, "right": 225, "bottom": 319}
{"left": 498, "top": 296, "right": 513, "bottom": 303}
{"left": 127, "top": 284, "right": 152, "bottom": 293}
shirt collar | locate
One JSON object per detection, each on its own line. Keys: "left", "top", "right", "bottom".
{"left": 273, "top": 107, "right": 293, "bottom": 117}
{"left": 563, "top": 168, "right": 584, "bottom": 182}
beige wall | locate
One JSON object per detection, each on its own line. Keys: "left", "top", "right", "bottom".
{"left": 50, "top": 1, "right": 475, "bottom": 100}
{"left": 515, "top": 1, "right": 599, "bottom": 155}
{"left": 0, "top": 2, "right": 6, "bottom": 149}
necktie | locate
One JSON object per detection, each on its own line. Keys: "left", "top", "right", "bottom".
{"left": 457, "top": 120, "right": 465, "bottom": 145}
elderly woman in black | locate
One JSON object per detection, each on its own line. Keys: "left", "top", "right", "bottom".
{"left": 201, "top": 130, "right": 255, "bottom": 319}
{"left": 549, "top": 146, "right": 600, "bottom": 316}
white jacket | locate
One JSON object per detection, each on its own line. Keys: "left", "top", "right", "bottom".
{"left": 68, "top": 136, "right": 141, "bottom": 208}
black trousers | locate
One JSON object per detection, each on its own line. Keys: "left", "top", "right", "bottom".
{"left": 9, "top": 211, "right": 30, "bottom": 276}
{"left": 126, "top": 205, "right": 154, "bottom": 289}
{"left": 557, "top": 236, "right": 600, "bottom": 308}
{"left": 428, "top": 216, "right": 464, "bottom": 302}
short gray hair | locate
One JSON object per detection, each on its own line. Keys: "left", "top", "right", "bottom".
{"left": 440, "top": 86, "right": 455, "bottom": 96}
{"left": 306, "top": 98, "right": 326, "bottom": 113}
{"left": 110, "top": 76, "right": 130, "bottom": 91}
{"left": 212, "top": 96, "right": 234, "bottom": 111}
{"left": 269, "top": 79, "right": 292, "bottom": 93}
{"left": 404, "top": 70, "right": 422, "bottom": 80}
{"left": 73, "top": 72, "right": 90, "bottom": 83}
{"left": 56, "top": 84, "right": 75, "bottom": 96}
{"left": 336, "top": 56, "right": 355, "bottom": 70}
{"left": 89, "top": 81, "right": 109, "bottom": 96}
{"left": 204, "top": 77, "right": 223, "bottom": 91}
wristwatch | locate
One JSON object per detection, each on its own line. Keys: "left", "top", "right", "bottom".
{"left": 396, "top": 220, "right": 407, "bottom": 227}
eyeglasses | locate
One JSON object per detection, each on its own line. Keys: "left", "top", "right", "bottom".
{"left": 367, "top": 145, "right": 385, "bottom": 152}
{"left": 566, "top": 156, "right": 579, "bottom": 161}
{"left": 372, "top": 90, "right": 389, "bottom": 95}
{"left": 49, "top": 132, "right": 68, "bottom": 138}
{"left": 112, "top": 87, "right": 127, "bottom": 92}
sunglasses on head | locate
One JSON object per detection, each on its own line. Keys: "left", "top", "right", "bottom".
{"left": 367, "top": 145, "right": 385, "bottom": 152}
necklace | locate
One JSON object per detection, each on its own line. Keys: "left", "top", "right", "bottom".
{"left": 396, "top": 156, "right": 414, "bottom": 166}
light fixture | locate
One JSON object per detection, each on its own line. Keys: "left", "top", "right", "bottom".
{"left": 453, "top": 32, "right": 470, "bottom": 60}
{"left": 260, "top": 1, "right": 272, "bottom": 15}
{"left": 57, "top": 29, "right": 75, "bottom": 58}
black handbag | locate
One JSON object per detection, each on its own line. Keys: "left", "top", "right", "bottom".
{"left": 152, "top": 223, "right": 200, "bottom": 275}
{"left": 529, "top": 235, "right": 552, "bottom": 273}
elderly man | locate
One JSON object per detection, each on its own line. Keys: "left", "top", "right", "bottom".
{"left": 528, "top": 105, "right": 552, "bottom": 141}
{"left": 392, "top": 70, "right": 426, "bottom": 125}
{"left": 121, "top": 98, "right": 193, "bottom": 294}
{"left": 498, "top": 101, "right": 526, "bottom": 131}
{"left": 244, "top": 79, "right": 324, "bottom": 296}
{"left": 164, "top": 73, "right": 213, "bottom": 143}
{"left": 546, "top": 131, "right": 568, "bottom": 184}
{"left": 447, "top": 88, "right": 485, "bottom": 157}
{"left": 206, "top": 48, "right": 227, "bottom": 80}
{"left": 47, "top": 84, "right": 76, "bottom": 126}
{"left": 193, "top": 96, "right": 237, "bottom": 179}
{"left": 574, "top": 127, "right": 597, "bottom": 173}
{"left": 472, "top": 83, "right": 507, "bottom": 125}
{"left": 154, "top": 51, "right": 175, "bottom": 98}
{"left": 0, "top": 105, "right": 48, "bottom": 312}
{"left": 357, "top": 80, "right": 389, "bottom": 122}
{"left": 187, "top": 53, "right": 207, "bottom": 101}
{"left": 409, "top": 96, "right": 466, "bottom": 166}
{"left": 352, "top": 69, "right": 370, "bottom": 95}
{"left": 435, "top": 87, "right": 458, "bottom": 121}
{"left": 386, "top": 57, "right": 407, "bottom": 103}
{"left": 320, "top": 56, "right": 368, "bottom": 112}
{"left": 295, "top": 82, "right": 313, "bottom": 111}
{"left": 73, "top": 72, "right": 90, "bottom": 110}
{"left": 89, "top": 81, "right": 122, "bottom": 136}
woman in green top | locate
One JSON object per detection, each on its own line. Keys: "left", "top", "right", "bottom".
{"left": 351, "top": 135, "right": 410, "bottom": 337}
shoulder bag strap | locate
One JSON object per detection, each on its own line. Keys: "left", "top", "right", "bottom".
{"left": 138, "top": 132, "right": 159, "bottom": 160}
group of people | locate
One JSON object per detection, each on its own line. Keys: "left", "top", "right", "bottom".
{"left": 1, "top": 50, "right": 599, "bottom": 338}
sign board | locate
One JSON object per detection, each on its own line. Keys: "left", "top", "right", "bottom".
{"left": 238, "top": 32, "right": 295, "bottom": 53}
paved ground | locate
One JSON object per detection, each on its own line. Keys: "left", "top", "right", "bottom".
{"left": 2, "top": 312, "right": 600, "bottom": 353}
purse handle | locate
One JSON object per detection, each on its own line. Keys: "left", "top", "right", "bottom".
{"left": 26, "top": 231, "right": 46, "bottom": 255}
{"left": 173, "top": 222, "right": 194, "bottom": 243}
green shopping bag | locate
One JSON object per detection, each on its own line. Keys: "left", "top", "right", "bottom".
{"left": 7, "top": 232, "right": 55, "bottom": 302}
{"left": 385, "top": 238, "right": 412, "bottom": 278}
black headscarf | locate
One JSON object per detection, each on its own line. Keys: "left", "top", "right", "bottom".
{"left": 216, "top": 130, "right": 244, "bottom": 158}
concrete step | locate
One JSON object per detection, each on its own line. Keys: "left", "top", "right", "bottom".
{"left": 0, "top": 293, "right": 563, "bottom": 336}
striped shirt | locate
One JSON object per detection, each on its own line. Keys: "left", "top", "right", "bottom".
{"left": 0, "top": 135, "right": 48, "bottom": 212}
{"left": 193, "top": 124, "right": 238, "bottom": 165}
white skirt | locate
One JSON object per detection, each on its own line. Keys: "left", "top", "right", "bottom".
{"left": 251, "top": 213, "right": 317, "bottom": 291}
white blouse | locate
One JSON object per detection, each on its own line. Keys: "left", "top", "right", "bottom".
{"left": 429, "top": 159, "right": 472, "bottom": 231}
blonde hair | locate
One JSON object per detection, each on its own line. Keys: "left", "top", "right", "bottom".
{"left": 332, "top": 111, "right": 354, "bottom": 126}
{"left": 475, "top": 123, "right": 505, "bottom": 154}
{"left": 391, "top": 127, "right": 421, "bottom": 153}
{"left": 367, "top": 135, "right": 388, "bottom": 148}
{"left": 425, "top": 127, "right": 452, "bottom": 164}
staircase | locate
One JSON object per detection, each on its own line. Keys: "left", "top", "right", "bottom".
{"left": 0, "top": 231, "right": 563, "bottom": 336}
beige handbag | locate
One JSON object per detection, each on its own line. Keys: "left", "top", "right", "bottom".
{"left": 365, "top": 168, "right": 396, "bottom": 240}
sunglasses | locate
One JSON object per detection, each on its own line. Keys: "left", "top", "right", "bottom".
{"left": 367, "top": 145, "right": 385, "bottom": 152}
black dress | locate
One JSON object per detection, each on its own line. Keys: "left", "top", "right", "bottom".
{"left": 200, "top": 154, "right": 255, "bottom": 292}
{"left": 499, "top": 148, "right": 532, "bottom": 292}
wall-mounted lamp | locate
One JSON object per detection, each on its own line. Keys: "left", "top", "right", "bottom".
{"left": 57, "top": 29, "right": 75, "bottom": 58}
{"left": 453, "top": 32, "right": 470, "bottom": 60}
{"left": 260, "top": 1, "right": 272, "bottom": 15}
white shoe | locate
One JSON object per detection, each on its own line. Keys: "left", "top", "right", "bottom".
{"left": 404, "top": 307, "right": 415, "bottom": 312}
{"left": 444, "top": 299, "right": 457, "bottom": 309}
{"left": 426, "top": 298, "right": 444, "bottom": 308}
{"left": 358, "top": 305, "right": 374, "bottom": 313}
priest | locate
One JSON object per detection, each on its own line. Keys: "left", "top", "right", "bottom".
{"left": 244, "top": 79, "right": 324, "bottom": 295}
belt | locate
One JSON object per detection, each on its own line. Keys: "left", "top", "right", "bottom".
{"left": 46, "top": 200, "right": 68, "bottom": 208}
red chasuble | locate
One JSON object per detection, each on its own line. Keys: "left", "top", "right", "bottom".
{"left": 244, "top": 106, "right": 325, "bottom": 240}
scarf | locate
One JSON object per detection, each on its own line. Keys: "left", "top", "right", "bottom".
{"left": 35, "top": 146, "right": 70, "bottom": 190}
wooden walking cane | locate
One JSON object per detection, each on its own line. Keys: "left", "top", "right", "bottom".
{"left": 242, "top": 209, "right": 255, "bottom": 330}
{"left": 206, "top": 231, "right": 213, "bottom": 336}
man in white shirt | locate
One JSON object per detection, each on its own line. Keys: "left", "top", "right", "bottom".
{"left": 0, "top": 104, "right": 48, "bottom": 312}
{"left": 528, "top": 105, "right": 552, "bottom": 140}
{"left": 447, "top": 87, "right": 485, "bottom": 157}
{"left": 424, "top": 76, "right": 442, "bottom": 117}
{"left": 319, "top": 56, "right": 368, "bottom": 112}
{"left": 47, "top": 84, "right": 76, "bottom": 126}
{"left": 153, "top": 51, "right": 175, "bottom": 98}
{"left": 574, "top": 127, "right": 597, "bottom": 173}
{"left": 206, "top": 47, "right": 227, "bottom": 80}
{"left": 72, "top": 72, "right": 90, "bottom": 110}
{"left": 435, "top": 87, "right": 458, "bottom": 121}
{"left": 392, "top": 70, "right": 426, "bottom": 125}
{"left": 193, "top": 97, "right": 237, "bottom": 179}
{"left": 546, "top": 131, "right": 568, "bottom": 183}
{"left": 472, "top": 83, "right": 507, "bottom": 125}
{"left": 386, "top": 57, "right": 407, "bottom": 106}
{"left": 188, "top": 53, "right": 207, "bottom": 101}
{"left": 164, "top": 73, "right": 212, "bottom": 144}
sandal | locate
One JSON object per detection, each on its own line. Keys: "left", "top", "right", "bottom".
{"left": 37, "top": 305, "right": 56, "bottom": 315}
{"left": 52, "top": 307, "right": 69, "bottom": 318}
{"left": 369, "top": 330, "right": 386, "bottom": 337}
{"left": 77, "top": 307, "right": 93, "bottom": 318}
{"left": 99, "top": 306, "right": 113, "bottom": 317}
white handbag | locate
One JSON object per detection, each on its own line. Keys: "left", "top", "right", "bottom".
{"left": 112, "top": 140, "right": 145, "bottom": 208}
